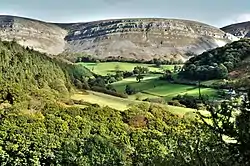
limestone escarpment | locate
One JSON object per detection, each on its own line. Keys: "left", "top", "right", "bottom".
{"left": 0, "top": 16, "right": 238, "bottom": 61}
{"left": 0, "top": 15, "right": 67, "bottom": 55}
{"left": 59, "top": 18, "right": 237, "bottom": 61}
{"left": 221, "top": 21, "right": 250, "bottom": 38}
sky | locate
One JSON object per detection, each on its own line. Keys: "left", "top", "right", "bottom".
{"left": 0, "top": 0, "right": 250, "bottom": 27}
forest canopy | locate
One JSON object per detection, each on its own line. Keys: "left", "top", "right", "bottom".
{"left": 180, "top": 39, "right": 250, "bottom": 80}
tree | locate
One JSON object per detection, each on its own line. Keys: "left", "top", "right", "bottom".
{"left": 174, "top": 65, "right": 179, "bottom": 73}
{"left": 108, "top": 77, "right": 117, "bottom": 84}
{"left": 154, "top": 59, "right": 161, "bottom": 67}
{"left": 106, "top": 84, "right": 116, "bottom": 92}
{"left": 198, "top": 94, "right": 250, "bottom": 165}
{"left": 125, "top": 84, "right": 136, "bottom": 95}
{"left": 136, "top": 74, "right": 144, "bottom": 82}
{"left": 133, "top": 67, "right": 140, "bottom": 74}
{"left": 115, "top": 64, "right": 120, "bottom": 72}
{"left": 217, "top": 64, "right": 228, "bottom": 79}
{"left": 160, "top": 70, "right": 173, "bottom": 81}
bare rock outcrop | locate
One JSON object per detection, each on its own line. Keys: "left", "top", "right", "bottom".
{"left": 221, "top": 21, "right": 250, "bottom": 38}
{"left": 0, "top": 15, "right": 67, "bottom": 55}
{"left": 0, "top": 16, "right": 238, "bottom": 61}
{"left": 59, "top": 18, "right": 237, "bottom": 61}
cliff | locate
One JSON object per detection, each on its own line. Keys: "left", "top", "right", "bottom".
{"left": 0, "top": 15, "right": 238, "bottom": 61}
{"left": 221, "top": 21, "right": 250, "bottom": 38}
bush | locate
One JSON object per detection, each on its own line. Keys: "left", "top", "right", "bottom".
{"left": 91, "top": 86, "right": 128, "bottom": 98}
{"left": 168, "top": 100, "right": 186, "bottom": 107}
{"left": 143, "top": 98, "right": 166, "bottom": 104}
{"left": 171, "top": 94, "right": 209, "bottom": 109}
{"left": 125, "top": 85, "right": 137, "bottom": 95}
{"left": 123, "top": 71, "right": 134, "bottom": 78}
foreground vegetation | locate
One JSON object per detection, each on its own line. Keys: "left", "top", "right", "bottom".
{"left": 1, "top": 99, "right": 235, "bottom": 165}
{"left": 1, "top": 40, "right": 250, "bottom": 165}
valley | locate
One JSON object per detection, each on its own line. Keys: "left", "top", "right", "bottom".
{"left": 0, "top": 13, "right": 250, "bottom": 165}
{"left": 74, "top": 61, "right": 219, "bottom": 111}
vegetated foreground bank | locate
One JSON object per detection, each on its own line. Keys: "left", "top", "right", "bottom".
{"left": 0, "top": 40, "right": 249, "bottom": 165}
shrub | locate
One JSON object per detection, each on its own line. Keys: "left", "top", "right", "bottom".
{"left": 91, "top": 86, "right": 128, "bottom": 98}
{"left": 168, "top": 100, "right": 186, "bottom": 107}
{"left": 125, "top": 85, "right": 137, "bottom": 95}
{"left": 143, "top": 98, "right": 166, "bottom": 104}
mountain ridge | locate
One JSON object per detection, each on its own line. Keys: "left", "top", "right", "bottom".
{"left": 221, "top": 21, "right": 250, "bottom": 38}
{"left": 0, "top": 15, "right": 238, "bottom": 61}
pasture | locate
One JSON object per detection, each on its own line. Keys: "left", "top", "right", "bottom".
{"left": 76, "top": 61, "right": 218, "bottom": 115}
{"left": 71, "top": 90, "right": 201, "bottom": 117}
{"left": 112, "top": 77, "right": 218, "bottom": 101}
{"left": 78, "top": 62, "right": 179, "bottom": 75}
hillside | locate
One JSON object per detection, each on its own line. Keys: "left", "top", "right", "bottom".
{"left": 221, "top": 21, "right": 250, "bottom": 38}
{"left": 0, "top": 31, "right": 247, "bottom": 166}
{"left": 180, "top": 39, "right": 250, "bottom": 80}
{"left": 0, "top": 40, "right": 92, "bottom": 107}
{"left": 0, "top": 15, "right": 238, "bottom": 62}
{"left": 0, "top": 40, "right": 228, "bottom": 166}
{"left": 0, "top": 15, "right": 67, "bottom": 55}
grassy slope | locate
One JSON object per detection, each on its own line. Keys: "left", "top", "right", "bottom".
{"left": 74, "top": 62, "right": 215, "bottom": 116}
{"left": 71, "top": 90, "right": 200, "bottom": 116}
{"left": 78, "top": 62, "right": 179, "bottom": 75}
{"left": 71, "top": 91, "right": 140, "bottom": 111}
{"left": 113, "top": 77, "right": 218, "bottom": 101}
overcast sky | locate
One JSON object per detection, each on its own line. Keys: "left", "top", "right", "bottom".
{"left": 0, "top": 0, "right": 250, "bottom": 27}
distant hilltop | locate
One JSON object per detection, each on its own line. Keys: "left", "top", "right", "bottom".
{"left": 0, "top": 15, "right": 239, "bottom": 62}
{"left": 221, "top": 21, "right": 250, "bottom": 38}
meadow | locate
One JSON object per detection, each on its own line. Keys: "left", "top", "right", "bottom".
{"left": 112, "top": 76, "right": 218, "bottom": 101}
{"left": 78, "top": 62, "right": 179, "bottom": 75}
{"left": 71, "top": 90, "right": 204, "bottom": 116}
{"left": 76, "top": 62, "right": 218, "bottom": 114}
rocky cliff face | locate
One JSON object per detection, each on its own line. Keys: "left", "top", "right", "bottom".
{"left": 221, "top": 21, "right": 250, "bottom": 38}
{"left": 0, "top": 15, "right": 67, "bottom": 55}
{"left": 0, "top": 15, "right": 238, "bottom": 61}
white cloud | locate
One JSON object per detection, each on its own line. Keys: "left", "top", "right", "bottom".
{"left": 235, "top": 13, "right": 250, "bottom": 23}
{"left": 216, "top": 13, "right": 250, "bottom": 27}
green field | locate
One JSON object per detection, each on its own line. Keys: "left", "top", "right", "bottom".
{"left": 78, "top": 62, "right": 179, "bottom": 75}
{"left": 112, "top": 77, "right": 218, "bottom": 101}
{"left": 71, "top": 91, "right": 140, "bottom": 111}
{"left": 71, "top": 90, "right": 202, "bottom": 116}
{"left": 76, "top": 61, "right": 218, "bottom": 115}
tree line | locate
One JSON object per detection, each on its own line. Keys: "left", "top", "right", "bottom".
{"left": 75, "top": 55, "right": 183, "bottom": 65}
{"left": 180, "top": 39, "right": 250, "bottom": 80}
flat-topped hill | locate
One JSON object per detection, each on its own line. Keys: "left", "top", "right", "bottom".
{"left": 0, "top": 15, "right": 238, "bottom": 61}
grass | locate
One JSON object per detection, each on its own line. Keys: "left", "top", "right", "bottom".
{"left": 112, "top": 77, "right": 218, "bottom": 101}
{"left": 113, "top": 76, "right": 165, "bottom": 93}
{"left": 78, "top": 62, "right": 178, "bottom": 75}
{"left": 71, "top": 91, "right": 141, "bottom": 111}
{"left": 71, "top": 90, "right": 201, "bottom": 117}
{"left": 75, "top": 61, "right": 217, "bottom": 116}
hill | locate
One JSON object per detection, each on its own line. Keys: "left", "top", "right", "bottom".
{"left": 180, "top": 39, "right": 250, "bottom": 80}
{"left": 0, "top": 40, "right": 92, "bottom": 107}
{"left": 0, "top": 35, "right": 245, "bottom": 166}
{"left": 221, "top": 21, "right": 250, "bottom": 38}
{"left": 0, "top": 15, "right": 237, "bottom": 62}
